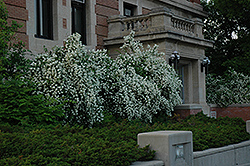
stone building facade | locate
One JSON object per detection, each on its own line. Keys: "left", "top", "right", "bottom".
{"left": 3, "top": 0, "right": 213, "bottom": 115}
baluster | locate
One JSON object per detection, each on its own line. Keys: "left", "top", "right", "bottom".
{"left": 140, "top": 19, "right": 143, "bottom": 30}
{"left": 145, "top": 18, "right": 149, "bottom": 29}
{"left": 129, "top": 21, "right": 132, "bottom": 30}
{"left": 134, "top": 20, "right": 137, "bottom": 31}
{"left": 143, "top": 18, "right": 146, "bottom": 30}
{"left": 174, "top": 20, "right": 177, "bottom": 28}
{"left": 178, "top": 20, "right": 181, "bottom": 29}
{"left": 181, "top": 22, "right": 184, "bottom": 31}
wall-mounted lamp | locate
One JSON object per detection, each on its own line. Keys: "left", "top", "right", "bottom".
{"left": 201, "top": 57, "right": 210, "bottom": 74}
{"left": 169, "top": 51, "right": 180, "bottom": 70}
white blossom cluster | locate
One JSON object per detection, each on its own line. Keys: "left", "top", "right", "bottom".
{"left": 28, "top": 32, "right": 182, "bottom": 125}
{"left": 206, "top": 69, "right": 250, "bottom": 107}
{"left": 111, "top": 31, "right": 182, "bottom": 120}
{"left": 28, "top": 33, "right": 111, "bottom": 126}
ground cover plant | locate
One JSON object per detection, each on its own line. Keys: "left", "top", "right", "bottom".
{"left": 1, "top": 112, "right": 250, "bottom": 165}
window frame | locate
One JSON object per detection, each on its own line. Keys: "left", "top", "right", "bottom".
{"left": 71, "top": 0, "right": 86, "bottom": 44}
{"left": 35, "top": 0, "right": 53, "bottom": 40}
{"left": 123, "top": 2, "right": 136, "bottom": 17}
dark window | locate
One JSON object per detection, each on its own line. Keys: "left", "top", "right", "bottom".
{"left": 178, "top": 65, "right": 185, "bottom": 103}
{"left": 124, "top": 3, "right": 136, "bottom": 17}
{"left": 35, "top": 0, "right": 53, "bottom": 39}
{"left": 72, "top": 0, "right": 86, "bottom": 44}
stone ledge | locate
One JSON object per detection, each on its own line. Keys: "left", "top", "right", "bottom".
{"left": 104, "top": 30, "right": 213, "bottom": 49}
{"left": 175, "top": 104, "right": 202, "bottom": 110}
{"left": 238, "top": 163, "right": 250, "bottom": 166}
{"left": 130, "top": 160, "right": 164, "bottom": 166}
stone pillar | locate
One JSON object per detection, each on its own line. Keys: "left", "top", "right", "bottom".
{"left": 193, "top": 18, "right": 204, "bottom": 38}
{"left": 150, "top": 7, "right": 172, "bottom": 32}
{"left": 138, "top": 131, "right": 193, "bottom": 166}
{"left": 107, "top": 15, "right": 126, "bottom": 38}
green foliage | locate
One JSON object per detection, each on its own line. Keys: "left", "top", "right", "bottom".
{"left": 0, "top": 79, "right": 64, "bottom": 126}
{"left": 206, "top": 69, "right": 250, "bottom": 107}
{"left": 1, "top": 113, "right": 249, "bottom": 165}
{"left": 201, "top": 0, "right": 250, "bottom": 76}
{"left": 181, "top": 113, "right": 250, "bottom": 151}
{"left": 0, "top": 0, "right": 28, "bottom": 80}
{"left": 0, "top": 121, "right": 156, "bottom": 166}
{"left": 0, "top": 1, "right": 63, "bottom": 126}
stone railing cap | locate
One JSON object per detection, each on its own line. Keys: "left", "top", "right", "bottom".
{"left": 151, "top": 7, "right": 172, "bottom": 13}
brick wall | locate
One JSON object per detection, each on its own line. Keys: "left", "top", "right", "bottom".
{"left": 174, "top": 109, "right": 202, "bottom": 119}
{"left": 210, "top": 105, "right": 250, "bottom": 121}
{"left": 189, "top": 0, "right": 200, "bottom": 4}
{"left": 3, "top": 0, "right": 28, "bottom": 48}
{"left": 95, "top": 0, "right": 119, "bottom": 49}
{"left": 142, "top": 7, "right": 151, "bottom": 15}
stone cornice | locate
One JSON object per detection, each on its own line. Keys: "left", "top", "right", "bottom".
{"left": 158, "top": 0, "right": 207, "bottom": 18}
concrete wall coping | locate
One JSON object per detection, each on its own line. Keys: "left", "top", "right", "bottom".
{"left": 234, "top": 140, "right": 250, "bottom": 149}
{"left": 158, "top": 0, "right": 207, "bottom": 17}
{"left": 130, "top": 160, "right": 164, "bottom": 166}
{"left": 174, "top": 104, "right": 202, "bottom": 110}
{"left": 194, "top": 145, "right": 234, "bottom": 158}
{"left": 209, "top": 103, "right": 250, "bottom": 108}
{"left": 193, "top": 140, "right": 250, "bottom": 159}
{"left": 138, "top": 130, "right": 192, "bottom": 138}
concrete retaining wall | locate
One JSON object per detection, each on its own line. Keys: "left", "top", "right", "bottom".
{"left": 193, "top": 140, "right": 250, "bottom": 166}
{"left": 133, "top": 121, "right": 250, "bottom": 166}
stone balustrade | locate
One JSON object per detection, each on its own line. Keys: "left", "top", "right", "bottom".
{"left": 121, "top": 15, "right": 151, "bottom": 32}
{"left": 171, "top": 16, "right": 194, "bottom": 33}
{"left": 107, "top": 7, "right": 203, "bottom": 39}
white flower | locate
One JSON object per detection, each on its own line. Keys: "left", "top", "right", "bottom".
{"left": 28, "top": 32, "right": 183, "bottom": 126}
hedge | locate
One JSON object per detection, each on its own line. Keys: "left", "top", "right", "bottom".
{"left": 1, "top": 112, "right": 250, "bottom": 165}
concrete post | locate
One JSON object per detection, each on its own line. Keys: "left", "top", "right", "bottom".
{"left": 138, "top": 131, "right": 193, "bottom": 166}
{"left": 193, "top": 18, "right": 204, "bottom": 38}
{"left": 247, "top": 120, "right": 250, "bottom": 134}
{"left": 150, "top": 7, "right": 172, "bottom": 32}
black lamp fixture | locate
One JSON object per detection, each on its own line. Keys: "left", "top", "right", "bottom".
{"left": 169, "top": 51, "right": 180, "bottom": 70}
{"left": 201, "top": 57, "right": 210, "bottom": 74}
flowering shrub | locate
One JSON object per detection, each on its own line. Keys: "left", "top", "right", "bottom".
{"left": 29, "top": 33, "right": 112, "bottom": 126}
{"left": 29, "top": 32, "right": 182, "bottom": 125}
{"left": 109, "top": 31, "right": 182, "bottom": 121}
{"left": 206, "top": 69, "right": 250, "bottom": 107}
